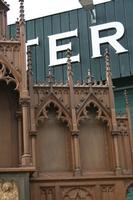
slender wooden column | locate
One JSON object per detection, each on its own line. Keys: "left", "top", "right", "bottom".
{"left": 19, "top": 0, "right": 31, "bottom": 166}
{"left": 105, "top": 49, "right": 121, "bottom": 173}
{"left": 112, "top": 132, "right": 121, "bottom": 171}
{"left": 72, "top": 132, "right": 81, "bottom": 172}
{"left": 16, "top": 110, "right": 23, "bottom": 166}
{"left": 21, "top": 98, "right": 31, "bottom": 166}
{"left": 66, "top": 49, "right": 81, "bottom": 175}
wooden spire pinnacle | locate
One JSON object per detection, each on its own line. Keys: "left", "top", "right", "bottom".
{"left": 124, "top": 89, "right": 129, "bottom": 106}
{"left": 124, "top": 89, "right": 131, "bottom": 121}
{"left": 46, "top": 67, "right": 54, "bottom": 92}
{"left": 66, "top": 48, "right": 73, "bottom": 81}
{"left": 0, "top": 0, "right": 9, "bottom": 11}
{"left": 27, "top": 46, "right": 32, "bottom": 72}
{"left": 105, "top": 48, "right": 112, "bottom": 86}
{"left": 104, "top": 48, "right": 121, "bottom": 172}
{"left": 104, "top": 48, "right": 116, "bottom": 120}
{"left": 19, "top": 0, "right": 25, "bottom": 22}
{"left": 16, "top": 18, "right": 20, "bottom": 40}
{"left": 86, "top": 69, "right": 94, "bottom": 84}
{"left": 66, "top": 48, "right": 81, "bottom": 174}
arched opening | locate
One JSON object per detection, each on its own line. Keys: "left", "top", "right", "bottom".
{"left": 63, "top": 187, "right": 93, "bottom": 200}
{"left": 0, "top": 81, "right": 19, "bottom": 167}
{"left": 126, "top": 185, "right": 133, "bottom": 200}
{"left": 36, "top": 103, "right": 72, "bottom": 172}
{"left": 79, "top": 103, "right": 113, "bottom": 171}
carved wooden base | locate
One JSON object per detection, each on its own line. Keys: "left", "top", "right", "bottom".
{"left": 30, "top": 176, "right": 129, "bottom": 200}
{"left": 21, "top": 154, "right": 31, "bottom": 166}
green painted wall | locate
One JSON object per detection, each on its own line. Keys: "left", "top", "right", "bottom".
{"left": 127, "top": 186, "right": 133, "bottom": 200}
{"left": 8, "top": 0, "right": 133, "bottom": 83}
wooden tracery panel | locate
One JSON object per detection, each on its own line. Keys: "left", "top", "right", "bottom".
{"left": 79, "top": 105, "right": 113, "bottom": 171}
{"left": 37, "top": 104, "right": 72, "bottom": 172}
{"left": 0, "top": 82, "right": 19, "bottom": 167}
{"left": 62, "top": 187, "right": 94, "bottom": 200}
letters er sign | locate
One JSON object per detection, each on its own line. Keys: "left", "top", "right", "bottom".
{"left": 48, "top": 22, "right": 128, "bottom": 67}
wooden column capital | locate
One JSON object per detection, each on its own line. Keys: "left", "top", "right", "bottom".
{"left": 30, "top": 131, "right": 37, "bottom": 137}
{"left": 71, "top": 131, "right": 79, "bottom": 137}
{"left": 20, "top": 97, "right": 30, "bottom": 108}
{"left": 112, "top": 129, "right": 120, "bottom": 136}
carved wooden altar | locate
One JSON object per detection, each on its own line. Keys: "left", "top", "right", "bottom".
{"left": 0, "top": 0, "right": 133, "bottom": 199}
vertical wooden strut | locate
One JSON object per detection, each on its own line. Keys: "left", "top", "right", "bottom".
{"left": 47, "top": 66, "right": 55, "bottom": 93}
{"left": 66, "top": 49, "right": 81, "bottom": 175}
{"left": 124, "top": 90, "right": 133, "bottom": 170}
{"left": 19, "top": 0, "right": 31, "bottom": 166}
{"left": 27, "top": 47, "right": 37, "bottom": 167}
{"left": 16, "top": 109, "right": 23, "bottom": 166}
{"left": 105, "top": 48, "right": 121, "bottom": 174}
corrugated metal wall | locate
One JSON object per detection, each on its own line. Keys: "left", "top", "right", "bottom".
{"left": 8, "top": 0, "right": 133, "bottom": 84}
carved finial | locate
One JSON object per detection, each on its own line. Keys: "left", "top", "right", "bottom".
{"left": 86, "top": 69, "right": 94, "bottom": 84}
{"left": 47, "top": 67, "right": 54, "bottom": 86}
{"left": 19, "top": 0, "right": 25, "bottom": 21}
{"left": 104, "top": 48, "right": 111, "bottom": 72}
{"left": 104, "top": 48, "right": 113, "bottom": 85}
{"left": 27, "top": 46, "right": 32, "bottom": 72}
{"left": 16, "top": 18, "right": 20, "bottom": 39}
{"left": 66, "top": 48, "right": 73, "bottom": 77}
{"left": 124, "top": 89, "right": 129, "bottom": 105}
{"left": 66, "top": 48, "right": 72, "bottom": 58}
{"left": 1, "top": 0, "right": 9, "bottom": 10}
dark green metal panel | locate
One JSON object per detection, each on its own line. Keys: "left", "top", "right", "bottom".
{"left": 69, "top": 10, "right": 80, "bottom": 83}
{"left": 115, "top": 0, "right": 130, "bottom": 77}
{"left": 35, "top": 18, "right": 45, "bottom": 83}
{"left": 8, "top": 23, "right": 16, "bottom": 39}
{"left": 43, "top": 16, "right": 52, "bottom": 80}
{"left": 26, "top": 20, "right": 37, "bottom": 82}
{"left": 124, "top": 0, "right": 133, "bottom": 74}
{"left": 52, "top": 14, "right": 63, "bottom": 82}
{"left": 115, "top": 88, "right": 133, "bottom": 133}
{"left": 8, "top": 0, "right": 133, "bottom": 83}
{"left": 60, "top": 12, "right": 71, "bottom": 82}
{"left": 96, "top": 4, "right": 107, "bottom": 80}
{"left": 105, "top": 1, "right": 121, "bottom": 78}
{"left": 126, "top": 186, "right": 133, "bottom": 200}
{"left": 78, "top": 9, "right": 90, "bottom": 82}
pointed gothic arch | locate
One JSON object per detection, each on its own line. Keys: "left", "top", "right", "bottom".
{"left": 0, "top": 55, "right": 21, "bottom": 90}
{"left": 36, "top": 92, "right": 72, "bottom": 129}
{"left": 77, "top": 92, "right": 111, "bottom": 129}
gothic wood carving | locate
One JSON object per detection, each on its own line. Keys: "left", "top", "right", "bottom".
{"left": 40, "top": 187, "right": 55, "bottom": 200}
{"left": 0, "top": 180, "right": 19, "bottom": 200}
{"left": 0, "top": 62, "right": 19, "bottom": 89}
{"left": 62, "top": 186, "right": 94, "bottom": 200}
{"left": 36, "top": 91, "right": 72, "bottom": 129}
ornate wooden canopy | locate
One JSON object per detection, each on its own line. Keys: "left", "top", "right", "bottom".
{"left": 0, "top": 0, "right": 133, "bottom": 199}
